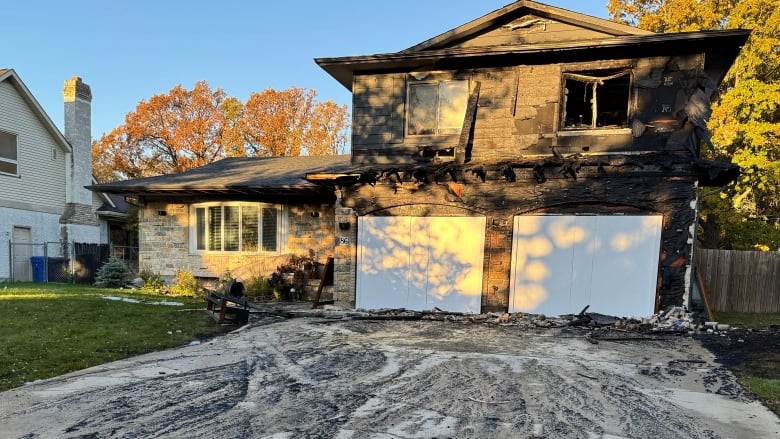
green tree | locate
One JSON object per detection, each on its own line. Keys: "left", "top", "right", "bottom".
{"left": 609, "top": 0, "right": 780, "bottom": 248}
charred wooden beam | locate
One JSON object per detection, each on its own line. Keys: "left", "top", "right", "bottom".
{"left": 321, "top": 154, "right": 736, "bottom": 188}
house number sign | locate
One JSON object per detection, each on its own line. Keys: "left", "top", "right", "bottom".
{"left": 339, "top": 236, "right": 350, "bottom": 246}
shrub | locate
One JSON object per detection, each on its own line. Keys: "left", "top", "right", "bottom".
{"left": 219, "top": 270, "right": 234, "bottom": 288}
{"left": 267, "top": 254, "right": 319, "bottom": 301}
{"left": 169, "top": 270, "right": 204, "bottom": 297}
{"left": 139, "top": 271, "right": 166, "bottom": 293}
{"left": 94, "top": 257, "right": 133, "bottom": 288}
{"left": 243, "top": 274, "right": 275, "bottom": 301}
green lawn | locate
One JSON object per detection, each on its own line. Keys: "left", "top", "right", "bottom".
{"left": 0, "top": 283, "right": 232, "bottom": 392}
{"left": 715, "top": 311, "right": 780, "bottom": 415}
{"left": 714, "top": 311, "right": 780, "bottom": 329}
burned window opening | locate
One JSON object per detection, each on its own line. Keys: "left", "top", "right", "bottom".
{"left": 563, "top": 70, "right": 631, "bottom": 130}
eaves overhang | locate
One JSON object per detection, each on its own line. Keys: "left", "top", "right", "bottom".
{"left": 88, "top": 186, "right": 329, "bottom": 197}
{"left": 316, "top": 29, "right": 750, "bottom": 90}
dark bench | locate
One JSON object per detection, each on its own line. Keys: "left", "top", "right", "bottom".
{"left": 205, "top": 291, "right": 250, "bottom": 325}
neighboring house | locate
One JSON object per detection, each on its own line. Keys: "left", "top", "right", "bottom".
{"left": 92, "top": 1, "right": 748, "bottom": 317}
{"left": 0, "top": 69, "right": 126, "bottom": 281}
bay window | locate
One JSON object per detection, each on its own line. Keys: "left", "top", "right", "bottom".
{"left": 191, "top": 203, "right": 283, "bottom": 253}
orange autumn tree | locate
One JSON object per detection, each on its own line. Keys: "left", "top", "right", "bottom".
{"left": 242, "top": 87, "right": 348, "bottom": 157}
{"left": 93, "top": 81, "right": 229, "bottom": 182}
{"left": 93, "top": 82, "right": 349, "bottom": 182}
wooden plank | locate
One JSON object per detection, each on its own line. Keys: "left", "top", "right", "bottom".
{"left": 457, "top": 81, "right": 481, "bottom": 163}
{"left": 697, "top": 270, "right": 715, "bottom": 321}
{"left": 312, "top": 257, "right": 334, "bottom": 309}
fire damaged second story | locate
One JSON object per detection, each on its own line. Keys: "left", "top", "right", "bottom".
{"left": 316, "top": 1, "right": 749, "bottom": 181}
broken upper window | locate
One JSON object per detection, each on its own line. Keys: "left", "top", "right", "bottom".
{"left": 562, "top": 70, "right": 631, "bottom": 130}
{"left": 407, "top": 77, "right": 468, "bottom": 136}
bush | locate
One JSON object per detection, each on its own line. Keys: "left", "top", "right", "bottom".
{"left": 267, "top": 254, "right": 319, "bottom": 301}
{"left": 169, "top": 270, "right": 204, "bottom": 297}
{"left": 219, "top": 270, "right": 234, "bottom": 289}
{"left": 139, "top": 271, "right": 166, "bottom": 293}
{"left": 242, "top": 274, "right": 275, "bottom": 301}
{"left": 94, "top": 257, "right": 133, "bottom": 288}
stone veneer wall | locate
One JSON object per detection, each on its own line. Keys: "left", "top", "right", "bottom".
{"left": 138, "top": 201, "right": 336, "bottom": 282}
{"left": 333, "top": 207, "right": 358, "bottom": 307}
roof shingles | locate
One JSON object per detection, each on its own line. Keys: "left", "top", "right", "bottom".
{"left": 90, "top": 155, "right": 352, "bottom": 197}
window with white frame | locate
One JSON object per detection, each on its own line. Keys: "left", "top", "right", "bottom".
{"left": 191, "top": 203, "right": 283, "bottom": 253}
{"left": 0, "top": 130, "right": 19, "bottom": 176}
{"left": 407, "top": 77, "right": 469, "bottom": 136}
{"left": 562, "top": 69, "right": 631, "bottom": 130}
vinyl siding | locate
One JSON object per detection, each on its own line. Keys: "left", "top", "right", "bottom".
{"left": 92, "top": 191, "right": 104, "bottom": 211}
{"left": 0, "top": 81, "right": 68, "bottom": 212}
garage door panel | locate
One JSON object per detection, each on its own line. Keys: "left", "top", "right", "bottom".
{"left": 587, "top": 216, "right": 661, "bottom": 316}
{"left": 569, "top": 216, "right": 599, "bottom": 313}
{"left": 356, "top": 217, "right": 412, "bottom": 310}
{"left": 510, "top": 216, "right": 578, "bottom": 314}
{"left": 510, "top": 215, "right": 662, "bottom": 317}
{"left": 407, "top": 217, "right": 430, "bottom": 311}
{"left": 424, "top": 217, "right": 485, "bottom": 313}
{"left": 357, "top": 216, "right": 485, "bottom": 313}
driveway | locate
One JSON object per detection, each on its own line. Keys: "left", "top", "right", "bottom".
{"left": 1, "top": 314, "right": 778, "bottom": 438}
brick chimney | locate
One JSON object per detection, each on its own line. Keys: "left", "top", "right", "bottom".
{"left": 61, "top": 76, "right": 97, "bottom": 226}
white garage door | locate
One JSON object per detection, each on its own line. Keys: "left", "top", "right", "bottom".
{"left": 356, "top": 216, "right": 486, "bottom": 313}
{"left": 509, "top": 215, "right": 662, "bottom": 317}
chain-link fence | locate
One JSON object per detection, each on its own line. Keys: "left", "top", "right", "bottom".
{"left": 7, "top": 241, "right": 138, "bottom": 284}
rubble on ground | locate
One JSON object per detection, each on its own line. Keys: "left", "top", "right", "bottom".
{"left": 245, "top": 301, "right": 728, "bottom": 335}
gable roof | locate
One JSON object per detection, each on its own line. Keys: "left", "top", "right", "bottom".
{"left": 404, "top": 0, "right": 653, "bottom": 52}
{"left": 91, "top": 176, "right": 129, "bottom": 219}
{"left": 89, "top": 155, "right": 352, "bottom": 199}
{"left": 0, "top": 69, "right": 72, "bottom": 153}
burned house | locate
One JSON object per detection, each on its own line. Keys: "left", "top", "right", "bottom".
{"left": 93, "top": 1, "right": 748, "bottom": 317}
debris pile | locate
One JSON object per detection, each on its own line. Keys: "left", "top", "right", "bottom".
{"left": 251, "top": 302, "right": 729, "bottom": 335}
{"left": 641, "top": 306, "right": 696, "bottom": 331}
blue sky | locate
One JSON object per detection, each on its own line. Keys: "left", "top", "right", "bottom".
{"left": 5, "top": 1, "right": 609, "bottom": 139}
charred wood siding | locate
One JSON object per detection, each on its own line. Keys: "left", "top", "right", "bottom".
{"left": 352, "top": 74, "right": 405, "bottom": 150}
{"left": 351, "top": 54, "right": 709, "bottom": 161}
{"left": 452, "top": 15, "right": 613, "bottom": 48}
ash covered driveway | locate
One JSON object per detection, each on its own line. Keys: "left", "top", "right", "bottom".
{"left": 1, "top": 317, "right": 777, "bottom": 438}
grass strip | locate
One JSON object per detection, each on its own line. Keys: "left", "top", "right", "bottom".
{"left": 0, "top": 283, "right": 231, "bottom": 391}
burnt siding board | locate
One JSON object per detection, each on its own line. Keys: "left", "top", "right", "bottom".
{"left": 457, "top": 24, "right": 613, "bottom": 48}
{"left": 341, "top": 168, "right": 697, "bottom": 311}
{"left": 352, "top": 73, "right": 405, "bottom": 147}
{"left": 553, "top": 131, "right": 634, "bottom": 155}
{"left": 633, "top": 55, "right": 707, "bottom": 134}
{"left": 440, "top": 12, "right": 628, "bottom": 50}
